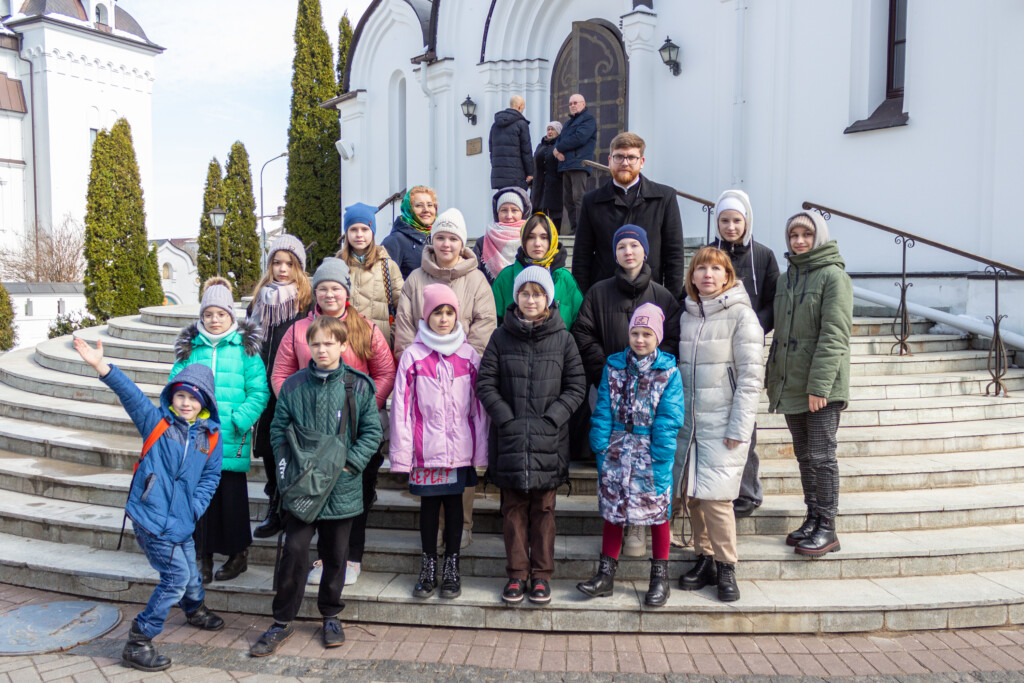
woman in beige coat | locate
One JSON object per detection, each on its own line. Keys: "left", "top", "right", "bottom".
{"left": 674, "top": 246, "right": 764, "bottom": 603}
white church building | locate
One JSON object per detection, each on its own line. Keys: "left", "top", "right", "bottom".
{"left": 330, "top": 0, "right": 1024, "bottom": 336}
{"left": 0, "top": 0, "right": 161, "bottom": 252}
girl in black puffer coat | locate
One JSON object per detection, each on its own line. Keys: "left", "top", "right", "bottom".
{"left": 477, "top": 266, "right": 586, "bottom": 606}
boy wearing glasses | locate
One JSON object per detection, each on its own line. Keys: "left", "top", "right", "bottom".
{"left": 571, "top": 132, "right": 685, "bottom": 299}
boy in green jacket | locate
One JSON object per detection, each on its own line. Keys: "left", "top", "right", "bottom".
{"left": 250, "top": 316, "right": 382, "bottom": 655}
{"left": 765, "top": 211, "right": 852, "bottom": 558}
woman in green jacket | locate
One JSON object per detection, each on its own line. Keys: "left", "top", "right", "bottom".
{"left": 171, "top": 277, "right": 270, "bottom": 583}
{"left": 765, "top": 211, "right": 852, "bottom": 558}
{"left": 491, "top": 212, "right": 582, "bottom": 329}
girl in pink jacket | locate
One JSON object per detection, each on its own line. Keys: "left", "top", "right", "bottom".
{"left": 390, "top": 283, "right": 489, "bottom": 601}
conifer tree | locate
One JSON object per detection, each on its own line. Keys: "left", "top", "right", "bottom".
{"left": 222, "top": 141, "right": 261, "bottom": 295}
{"left": 0, "top": 283, "right": 16, "bottom": 351}
{"left": 337, "top": 10, "right": 353, "bottom": 93}
{"left": 197, "top": 158, "right": 225, "bottom": 285}
{"left": 285, "top": 0, "right": 340, "bottom": 270}
{"left": 83, "top": 118, "right": 151, "bottom": 320}
{"left": 140, "top": 243, "right": 164, "bottom": 307}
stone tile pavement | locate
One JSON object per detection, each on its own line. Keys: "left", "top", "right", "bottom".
{"left": 5, "top": 584, "right": 1024, "bottom": 681}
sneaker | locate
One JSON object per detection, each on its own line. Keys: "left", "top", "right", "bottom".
{"left": 501, "top": 578, "right": 525, "bottom": 605}
{"left": 461, "top": 529, "right": 473, "bottom": 549}
{"left": 345, "top": 561, "right": 360, "bottom": 586}
{"left": 249, "top": 623, "right": 294, "bottom": 657}
{"left": 322, "top": 617, "right": 345, "bottom": 648}
{"left": 308, "top": 560, "right": 323, "bottom": 586}
{"left": 528, "top": 578, "right": 551, "bottom": 605}
{"left": 623, "top": 525, "right": 647, "bottom": 557}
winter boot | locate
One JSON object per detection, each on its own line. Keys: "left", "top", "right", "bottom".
{"left": 121, "top": 619, "right": 171, "bottom": 672}
{"left": 679, "top": 554, "right": 717, "bottom": 591}
{"left": 439, "top": 552, "right": 461, "bottom": 599}
{"left": 253, "top": 507, "right": 283, "bottom": 539}
{"left": 198, "top": 554, "right": 213, "bottom": 585}
{"left": 413, "top": 552, "right": 438, "bottom": 598}
{"left": 716, "top": 561, "right": 740, "bottom": 602}
{"left": 214, "top": 550, "right": 248, "bottom": 581}
{"left": 786, "top": 506, "right": 819, "bottom": 547}
{"left": 576, "top": 554, "right": 618, "bottom": 598}
{"left": 185, "top": 603, "right": 225, "bottom": 631}
{"left": 795, "top": 516, "right": 841, "bottom": 557}
{"left": 644, "top": 559, "right": 670, "bottom": 607}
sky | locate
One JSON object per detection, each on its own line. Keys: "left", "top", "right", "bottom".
{"left": 119, "top": 0, "right": 372, "bottom": 239}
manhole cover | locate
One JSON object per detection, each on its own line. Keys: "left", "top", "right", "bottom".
{"left": 0, "top": 601, "right": 121, "bottom": 655}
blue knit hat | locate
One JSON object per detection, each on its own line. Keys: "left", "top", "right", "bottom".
{"left": 344, "top": 202, "right": 377, "bottom": 235}
{"left": 613, "top": 224, "right": 650, "bottom": 256}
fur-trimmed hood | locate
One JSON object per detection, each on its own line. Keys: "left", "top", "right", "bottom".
{"left": 174, "top": 317, "right": 263, "bottom": 363}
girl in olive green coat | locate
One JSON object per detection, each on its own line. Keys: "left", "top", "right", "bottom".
{"left": 171, "top": 277, "right": 269, "bottom": 583}
{"left": 765, "top": 211, "right": 852, "bottom": 559}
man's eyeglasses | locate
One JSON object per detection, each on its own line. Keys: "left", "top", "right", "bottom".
{"left": 610, "top": 154, "right": 642, "bottom": 165}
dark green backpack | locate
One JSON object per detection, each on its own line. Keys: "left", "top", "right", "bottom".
{"left": 277, "top": 373, "right": 358, "bottom": 524}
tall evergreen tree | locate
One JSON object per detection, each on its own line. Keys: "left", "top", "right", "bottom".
{"left": 0, "top": 283, "right": 16, "bottom": 351}
{"left": 285, "top": 0, "right": 340, "bottom": 270}
{"left": 197, "top": 158, "right": 225, "bottom": 286}
{"left": 222, "top": 141, "right": 261, "bottom": 295}
{"left": 337, "top": 10, "right": 353, "bottom": 93}
{"left": 141, "top": 243, "right": 164, "bottom": 307}
{"left": 83, "top": 118, "right": 151, "bottom": 320}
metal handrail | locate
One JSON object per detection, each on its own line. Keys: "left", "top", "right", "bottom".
{"left": 802, "top": 200, "right": 1022, "bottom": 396}
{"left": 582, "top": 161, "right": 717, "bottom": 243}
{"left": 378, "top": 189, "right": 405, "bottom": 212}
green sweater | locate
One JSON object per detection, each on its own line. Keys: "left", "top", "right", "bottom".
{"left": 492, "top": 260, "right": 583, "bottom": 330}
{"left": 766, "top": 241, "right": 853, "bottom": 414}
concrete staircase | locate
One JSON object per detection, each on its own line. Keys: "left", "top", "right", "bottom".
{"left": 2, "top": 302, "right": 1024, "bottom": 635}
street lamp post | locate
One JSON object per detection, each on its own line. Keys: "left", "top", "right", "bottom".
{"left": 208, "top": 206, "right": 226, "bottom": 277}
{"left": 260, "top": 152, "right": 288, "bottom": 269}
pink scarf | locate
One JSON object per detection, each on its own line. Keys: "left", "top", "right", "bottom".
{"left": 480, "top": 221, "right": 525, "bottom": 280}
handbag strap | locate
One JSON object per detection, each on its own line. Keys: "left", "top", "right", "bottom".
{"left": 381, "top": 258, "right": 396, "bottom": 317}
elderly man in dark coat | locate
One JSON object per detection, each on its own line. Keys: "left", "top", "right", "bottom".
{"left": 489, "top": 95, "right": 533, "bottom": 190}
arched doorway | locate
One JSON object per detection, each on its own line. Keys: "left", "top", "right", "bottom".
{"left": 550, "top": 20, "right": 627, "bottom": 191}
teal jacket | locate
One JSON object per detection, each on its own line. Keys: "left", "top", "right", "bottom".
{"left": 492, "top": 248, "right": 583, "bottom": 330}
{"left": 170, "top": 318, "right": 269, "bottom": 472}
{"left": 270, "top": 362, "right": 382, "bottom": 520}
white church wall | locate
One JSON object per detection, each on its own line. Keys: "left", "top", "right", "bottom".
{"left": 155, "top": 241, "right": 199, "bottom": 305}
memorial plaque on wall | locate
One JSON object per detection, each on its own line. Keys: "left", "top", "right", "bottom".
{"left": 466, "top": 138, "right": 482, "bottom": 156}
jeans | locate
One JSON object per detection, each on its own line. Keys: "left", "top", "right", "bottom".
{"left": 133, "top": 522, "right": 205, "bottom": 639}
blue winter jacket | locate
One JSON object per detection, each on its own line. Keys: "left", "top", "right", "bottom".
{"left": 101, "top": 363, "right": 223, "bottom": 544}
{"left": 554, "top": 108, "right": 597, "bottom": 174}
{"left": 381, "top": 216, "right": 430, "bottom": 280}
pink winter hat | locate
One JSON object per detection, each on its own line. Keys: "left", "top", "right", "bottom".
{"left": 421, "top": 283, "right": 460, "bottom": 321}
{"left": 629, "top": 303, "right": 665, "bottom": 345}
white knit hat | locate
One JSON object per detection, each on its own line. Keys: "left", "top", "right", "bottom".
{"left": 431, "top": 208, "right": 468, "bottom": 246}
{"left": 514, "top": 265, "right": 555, "bottom": 305}
{"left": 496, "top": 191, "right": 525, "bottom": 214}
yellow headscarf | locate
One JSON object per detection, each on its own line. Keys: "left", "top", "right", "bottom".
{"left": 521, "top": 213, "right": 560, "bottom": 270}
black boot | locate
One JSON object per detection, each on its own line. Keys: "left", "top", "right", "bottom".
{"left": 644, "top": 559, "right": 670, "bottom": 607}
{"left": 214, "top": 550, "right": 248, "bottom": 581}
{"left": 576, "top": 554, "right": 617, "bottom": 598}
{"left": 795, "top": 516, "right": 841, "bottom": 557}
{"left": 413, "top": 552, "right": 438, "bottom": 598}
{"left": 198, "top": 554, "right": 213, "bottom": 585}
{"left": 786, "top": 507, "right": 819, "bottom": 547}
{"left": 439, "top": 552, "right": 461, "bottom": 599}
{"left": 121, "top": 619, "right": 171, "bottom": 672}
{"left": 679, "top": 554, "right": 717, "bottom": 591}
{"left": 185, "top": 603, "right": 225, "bottom": 631}
{"left": 253, "top": 507, "right": 283, "bottom": 539}
{"left": 716, "top": 561, "right": 740, "bottom": 602}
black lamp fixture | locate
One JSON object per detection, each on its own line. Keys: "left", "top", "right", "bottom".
{"left": 461, "top": 95, "right": 477, "bottom": 125}
{"left": 659, "top": 36, "right": 681, "bottom": 76}
{"left": 208, "top": 206, "right": 226, "bottom": 277}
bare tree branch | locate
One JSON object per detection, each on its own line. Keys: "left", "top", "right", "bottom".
{"left": 0, "top": 215, "right": 86, "bottom": 282}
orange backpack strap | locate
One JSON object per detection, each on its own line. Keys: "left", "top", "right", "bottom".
{"left": 207, "top": 430, "right": 219, "bottom": 458}
{"left": 135, "top": 418, "right": 172, "bottom": 473}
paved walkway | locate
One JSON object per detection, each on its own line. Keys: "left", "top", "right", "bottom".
{"left": 4, "top": 584, "right": 1024, "bottom": 681}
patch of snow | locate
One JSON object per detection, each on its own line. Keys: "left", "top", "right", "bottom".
{"left": 928, "top": 320, "right": 973, "bottom": 337}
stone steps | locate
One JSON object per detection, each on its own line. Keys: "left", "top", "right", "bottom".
{"left": 4, "top": 532, "right": 1024, "bottom": 633}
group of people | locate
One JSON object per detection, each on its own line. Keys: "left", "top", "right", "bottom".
{"left": 73, "top": 125, "right": 853, "bottom": 673}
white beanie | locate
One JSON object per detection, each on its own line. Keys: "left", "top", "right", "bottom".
{"left": 716, "top": 196, "right": 747, "bottom": 218}
{"left": 431, "top": 208, "right": 468, "bottom": 246}
{"left": 496, "top": 191, "right": 525, "bottom": 214}
{"left": 514, "top": 265, "right": 555, "bottom": 306}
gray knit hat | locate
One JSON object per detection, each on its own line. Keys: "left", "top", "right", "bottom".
{"left": 267, "top": 234, "right": 306, "bottom": 271}
{"left": 199, "top": 277, "right": 235, "bottom": 321}
{"left": 312, "top": 257, "right": 351, "bottom": 292}
{"left": 514, "top": 265, "right": 555, "bottom": 305}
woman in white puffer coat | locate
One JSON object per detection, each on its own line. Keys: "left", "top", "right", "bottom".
{"left": 673, "top": 246, "right": 764, "bottom": 603}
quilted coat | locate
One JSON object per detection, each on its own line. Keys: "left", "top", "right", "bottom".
{"left": 171, "top": 318, "right": 269, "bottom": 473}
{"left": 489, "top": 107, "right": 533, "bottom": 189}
{"left": 389, "top": 334, "right": 489, "bottom": 472}
{"left": 270, "top": 362, "right": 382, "bottom": 520}
{"left": 590, "top": 350, "right": 685, "bottom": 526}
{"left": 103, "top": 363, "right": 222, "bottom": 543}
{"left": 476, "top": 304, "right": 586, "bottom": 491}
{"left": 337, "top": 245, "right": 405, "bottom": 346}
{"left": 674, "top": 284, "right": 765, "bottom": 501}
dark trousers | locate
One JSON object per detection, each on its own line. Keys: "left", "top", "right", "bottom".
{"left": 736, "top": 425, "right": 762, "bottom": 505}
{"left": 348, "top": 448, "right": 385, "bottom": 563}
{"left": 420, "top": 493, "right": 463, "bottom": 555}
{"left": 500, "top": 488, "right": 557, "bottom": 581}
{"left": 272, "top": 515, "right": 353, "bottom": 623}
{"left": 561, "top": 170, "right": 588, "bottom": 234}
{"left": 784, "top": 404, "right": 842, "bottom": 519}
